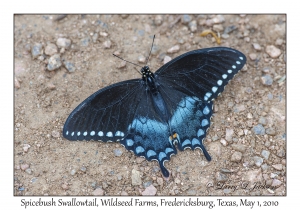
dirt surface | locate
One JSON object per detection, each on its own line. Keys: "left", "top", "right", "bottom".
{"left": 14, "top": 14, "right": 286, "bottom": 196}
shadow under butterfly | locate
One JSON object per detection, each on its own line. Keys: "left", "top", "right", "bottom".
{"left": 63, "top": 37, "right": 246, "bottom": 178}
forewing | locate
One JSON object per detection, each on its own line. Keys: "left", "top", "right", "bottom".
{"left": 155, "top": 47, "right": 246, "bottom": 101}
{"left": 63, "top": 79, "right": 143, "bottom": 142}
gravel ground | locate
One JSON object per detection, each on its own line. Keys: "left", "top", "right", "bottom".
{"left": 14, "top": 14, "right": 286, "bottom": 196}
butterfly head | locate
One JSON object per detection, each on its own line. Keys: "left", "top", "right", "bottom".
{"left": 141, "top": 66, "right": 154, "bottom": 80}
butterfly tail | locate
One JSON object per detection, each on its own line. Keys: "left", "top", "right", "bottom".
{"left": 159, "top": 161, "right": 170, "bottom": 178}
{"left": 199, "top": 144, "right": 212, "bottom": 161}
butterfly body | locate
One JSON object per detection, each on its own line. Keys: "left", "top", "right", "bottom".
{"left": 63, "top": 47, "right": 246, "bottom": 178}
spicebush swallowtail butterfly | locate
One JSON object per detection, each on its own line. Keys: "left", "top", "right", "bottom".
{"left": 63, "top": 41, "right": 246, "bottom": 177}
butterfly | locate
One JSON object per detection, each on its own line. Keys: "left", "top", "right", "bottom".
{"left": 63, "top": 43, "right": 246, "bottom": 178}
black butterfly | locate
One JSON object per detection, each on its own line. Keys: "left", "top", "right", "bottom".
{"left": 63, "top": 45, "right": 246, "bottom": 178}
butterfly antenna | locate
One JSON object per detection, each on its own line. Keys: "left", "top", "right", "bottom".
{"left": 146, "top": 35, "right": 155, "bottom": 65}
{"left": 113, "top": 54, "right": 143, "bottom": 68}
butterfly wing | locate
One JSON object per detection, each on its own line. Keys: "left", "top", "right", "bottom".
{"left": 158, "top": 82, "right": 213, "bottom": 159}
{"left": 155, "top": 47, "right": 247, "bottom": 102}
{"left": 63, "top": 79, "right": 144, "bottom": 142}
{"left": 119, "top": 89, "right": 174, "bottom": 177}
{"left": 121, "top": 79, "right": 215, "bottom": 178}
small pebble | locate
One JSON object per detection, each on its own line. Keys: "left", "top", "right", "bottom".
{"left": 231, "top": 151, "right": 242, "bottom": 162}
{"left": 93, "top": 188, "right": 104, "bottom": 195}
{"left": 275, "top": 38, "right": 284, "bottom": 46}
{"left": 31, "top": 43, "right": 43, "bottom": 59}
{"left": 253, "top": 156, "right": 263, "bottom": 167}
{"left": 157, "top": 177, "right": 163, "bottom": 186}
{"left": 131, "top": 169, "right": 142, "bottom": 185}
{"left": 265, "top": 45, "right": 281, "bottom": 58}
{"left": 21, "top": 164, "right": 29, "bottom": 171}
{"left": 91, "top": 181, "right": 97, "bottom": 188}
{"left": 100, "top": 32, "right": 108, "bottom": 37}
{"left": 23, "top": 144, "right": 30, "bottom": 152}
{"left": 138, "top": 30, "right": 145, "bottom": 36}
{"left": 113, "top": 50, "right": 121, "bottom": 56}
{"left": 215, "top": 172, "right": 228, "bottom": 182}
{"left": 261, "top": 164, "right": 269, "bottom": 171}
{"left": 249, "top": 53, "right": 257, "bottom": 61}
{"left": 252, "top": 124, "right": 265, "bottom": 135}
{"left": 163, "top": 55, "right": 172, "bottom": 64}
{"left": 223, "top": 25, "right": 237, "bottom": 34}
{"left": 142, "top": 184, "right": 157, "bottom": 195}
{"left": 47, "top": 83, "right": 56, "bottom": 90}
{"left": 247, "top": 113, "right": 253, "bottom": 119}
{"left": 52, "top": 130, "right": 60, "bottom": 138}
{"left": 80, "top": 166, "right": 87, "bottom": 172}
{"left": 45, "top": 43, "right": 58, "bottom": 55}
{"left": 261, "top": 74, "right": 273, "bottom": 86}
{"left": 25, "top": 168, "right": 32, "bottom": 174}
{"left": 231, "top": 143, "right": 247, "bottom": 153}
{"left": 213, "top": 24, "right": 223, "bottom": 32}
{"left": 270, "top": 173, "right": 278, "bottom": 178}
{"left": 167, "top": 45, "right": 180, "bottom": 54}
{"left": 268, "top": 93, "right": 273, "bottom": 100}
{"left": 221, "top": 33, "right": 229, "bottom": 39}
{"left": 225, "top": 128, "right": 234, "bottom": 141}
{"left": 276, "top": 149, "right": 285, "bottom": 158}
{"left": 15, "top": 77, "right": 21, "bottom": 89}
{"left": 121, "top": 191, "right": 128, "bottom": 195}
{"left": 252, "top": 43, "right": 262, "bottom": 51}
{"left": 233, "top": 104, "right": 246, "bottom": 113}
{"left": 223, "top": 189, "right": 231, "bottom": 194}
{"left": 80, "top": 37, "right": 90, "bottom": 47}
{"left": 63, "top": 61, "right": 76, "bottom": 72}
{"left": 272, "top": 164, "right": 283, "bottom": 171}
{"left": 113, "top": 149, "right": 123, "bottom": 157}
{"left": 70, "top": 169, "right": 77, "bottom": 176}
{"left": 102, "top": 182, "right": 108, "bottom": 189}
{"left": 262, "top": 66, "right": 272, "bottom": 73}
{"left": 266, "top": 128, "right": 276, "bottom": 136}
{"left": 117, "top": 61, "right": 126, "bottom": 69}
{"left": 188, "top": 20, "right": 197, "bottom": 32}
{"left": 92, "top": 33, "right": 99, "bottom": 43}
{"left": 258, "top": 117, "right": 267, "bottom": 125}
{"left": 212, "top": 135, "right": 219, "bottom": 141}
{"left": 56, "top": 38, "right": 71, "bottom": 49}
{"left": 261, "top": 150, "right": 270, "bottom": 160}
{"left": 103, "top": 40, "right": 111, "bottom": 49}
{"left": 143, "top": 181, "right": 152, "bottom": 188}
{"left": 154, "top": 15, "right": 163, "bottom": 26}
{"left": 271, "top": 179, "right": 282, "bottom": 187}
{"left": 220, "top": 138, "right": 227, "bottom": 146}
{"left": 187, "top": 189, "right": 197, "bottom": 195}
{"left": 61, "top": 184, "right": 69, "bottom": 190}
{"left": 31, "top": 177, "right": 38, "bottom": 183}
{"left": 138, "top": 55, "right": 146, "bottom": 63}
{"left": 212, "top": 15, "right": 225, "bottom": 24}
{"left": 181, "top": 15, "right": 192, "bottom": 24}
{"left": 245, "top": 169, "right": 263, "bottom": 183}
{"left": 47, "top": 54, "right": 62, "bottom": 71}
{"left": 150, "top": 45, "right": 160, "bottom": 56}
{"left": 117, "top": 174, "right": 122, "bottom": 180}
